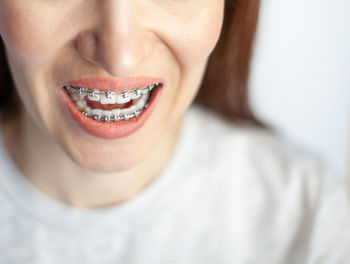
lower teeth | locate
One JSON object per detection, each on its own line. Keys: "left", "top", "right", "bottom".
{"left": 87, "top": 108, "right": 146, "bottom": 123}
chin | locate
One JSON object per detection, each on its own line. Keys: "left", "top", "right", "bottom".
{"left": 70, "top": 146, "right": 147, "bottom": 174}
{"left": 57, "top": 130, "right": 152, "bottom": 174}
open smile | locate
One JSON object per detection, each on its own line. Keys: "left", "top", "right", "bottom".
{"left": 60, "top": 77, "right": 164, "bottom": 139}
{"left": 64, "top": 82, "right": 160, "bottom": 122}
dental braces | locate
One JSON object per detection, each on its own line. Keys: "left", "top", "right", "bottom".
{"left": 64, "top": 82, "right": 159, "bottom": 98}
{"left": 65, "top": 82, "right": 156, "bottom": 122}
{"left": 82, "top": 103, "right": 149, "bottom": 123}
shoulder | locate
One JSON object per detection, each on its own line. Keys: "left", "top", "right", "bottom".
{"left": 186, "top": 104, "right": 325, "bottom": 207}
{"left": 185, "top": 104, "right": 350, "bottom": 262}
{"left": 183, "top": 105, "right": 350, "bottom": 261}
{"left": 186, "top": 104, "right": 325, "bottom": 186}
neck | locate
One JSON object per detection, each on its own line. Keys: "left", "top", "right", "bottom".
{"left": 2, "top": 109, "right": 181, "bottom": 208}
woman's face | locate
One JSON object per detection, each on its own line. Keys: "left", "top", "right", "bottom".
{"left": 0, "top": 0, "right": 224, "bottom": 173}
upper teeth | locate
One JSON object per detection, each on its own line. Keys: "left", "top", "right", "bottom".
{"left": 65, "top": 83, "right": 159, "bottom": 105}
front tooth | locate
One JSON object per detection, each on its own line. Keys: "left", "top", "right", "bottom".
{"left": 103, "top": 115, "right": 112, "bottom": 122}
{"left": 105, "top": 116, "right": 112, "bottom": 122}
{"left": 112, "top": 109, "right": 122, "bottom": 117}
{"left": 113, "top": 115, "right": 122, "bottom": 122}
{"left": 100, "top": 91, "right": 117, "bottom": 104}
{"left": 103, "top": 110, "right": 113, "bottom": 118}
{"left": 116, "top": 92, "right": 131, "bottom": 104}
{"left": 88, "top": 89, "right": 100, "bottom": 102}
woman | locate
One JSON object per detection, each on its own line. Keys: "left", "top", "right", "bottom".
{"left": 0, "top": 0, "right": 349, "bottom": 263}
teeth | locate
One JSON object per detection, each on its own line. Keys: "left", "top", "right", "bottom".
{"left": 84, "top": 106, "right": 92, "bottom": 115}
{"left": 141, "top": 87, "right": 149, "bottom": 94}
{"left": 66, "top": 82, "right": 159, "bottom": 97}
{"left": 65, "top": 82, "right": 160, "bottom": 104}
{"left": 76, "top": 100, "right": 87, "bottom": 110}
{"left": 123, "top": 113, "right": 134, "bottom": 121}
{"left": 130, "top": 88, "right": 142, "bottom": 100}
{"left": 77, "top": 87, "right": 88, "bottom": 96}
{"left": 112, "top": 109, "right": 122, "bottom": 117}
{"left": 93, "top": 115, "right": 102, "bottom": 121}
{"left": 82, "top": 106, "right": 149, "bottom": 122}
{"left": 104, "top": 116, "right": 112, "bottom": 123}
{"left": 103, "top": 110, "right": 113, "bottom": 118}
{"left": 134, "top": 93, "right": 150, "bottom": 108}
{"left": 116, "top": 92, "right": 131, "bottom": 104}
{"left": 66, "top": 82, "right": 158, "bottom": 122}
{"left": 88, "top": 89, "right": 100, "bottom": 102}
{"left": 100, "top": 91, "right": 117, "bottom": 104}
{"left": 77, "top": 96, "right": 149, "bottom": 122}
{"left": 113, "top": 115, "right": 122, "bottom": 122}
{"left": 71, "top": 93, "right": 85, "bottom": 101}
{"left": 134, "top": 110, "right": 141, "bottom": 117}
{"left": 105, "top": 91, "right": 113, "bottom": 99}
{"left": 122, "top": 105, "right": 136, "bottom": 115}
{"left": 92, "top": 109, "right": 103, "bottom": 116}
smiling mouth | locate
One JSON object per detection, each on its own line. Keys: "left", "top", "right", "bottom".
{"left": 64, "top": 82, "right": 160, "bottom": 122}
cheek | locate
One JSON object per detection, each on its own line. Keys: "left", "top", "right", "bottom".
{"left": 0, "top": 2, "right": 59, "bottom": 61}
{"left": 156, "top": 4, "right": 224, "bottom": 68}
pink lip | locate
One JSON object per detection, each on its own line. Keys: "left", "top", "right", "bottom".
{"left": 63, "top": 77, "right": 164, "bottom": 92}
{"left": 60, "top": 77, "right": 164, "bottom": 139}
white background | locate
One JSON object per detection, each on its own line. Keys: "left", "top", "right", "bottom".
{"left": 249, "top": 0, "right": 350, "bottom": 177}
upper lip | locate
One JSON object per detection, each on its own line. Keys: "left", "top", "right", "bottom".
{"left": 62, "top": 77, "right": 164, "bottom": 92}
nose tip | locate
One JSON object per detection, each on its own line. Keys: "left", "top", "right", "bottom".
{"left": 75, "top": 3, "right": 149, "bottom": 77}
{"left": 95, "top": 31, "right": 143, "bottom": 75}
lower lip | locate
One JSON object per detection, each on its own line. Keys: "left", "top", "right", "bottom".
{"left": 60, "top": 85, "right": 163, "bottom": 139}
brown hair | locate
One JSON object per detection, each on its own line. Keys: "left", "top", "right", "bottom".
{"left": 0, "top": 38, "right": 17, "bottom": 113}
{"left": 195, "top": 0, "right": 261, "bottom": 125}
{"left": 0, "top": 0, "right": 261, "bottom": 125}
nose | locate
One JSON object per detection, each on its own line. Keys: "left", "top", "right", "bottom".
{"left": 75, "top": 1, "right": 150, "bottom": 76}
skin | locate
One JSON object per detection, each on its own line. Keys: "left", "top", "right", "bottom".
{"left": 0, "top": 0, "right": 225, "bottom": 207}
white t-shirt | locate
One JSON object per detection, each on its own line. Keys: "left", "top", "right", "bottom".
{"left": 0, "top": 105, "right": 349, "bottom": 264}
